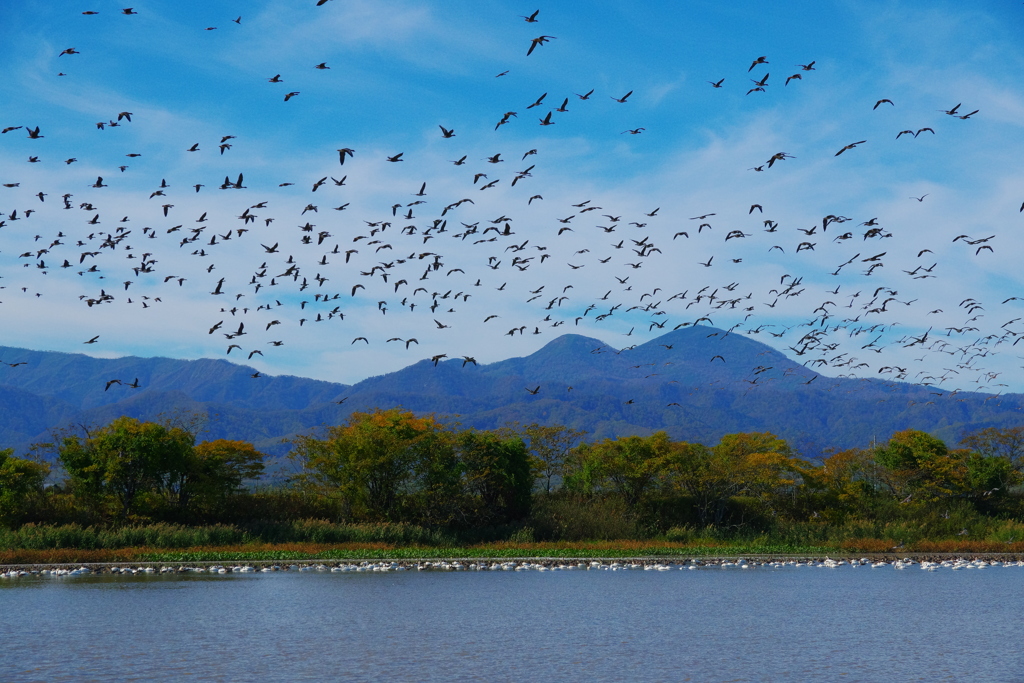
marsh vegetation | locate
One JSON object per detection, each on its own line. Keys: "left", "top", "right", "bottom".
{"left": 3, "top": 410, "right": 1024, "bottom": 559}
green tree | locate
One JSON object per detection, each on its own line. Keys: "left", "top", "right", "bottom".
{"left": 962, "top": 450, "right": 1017, "bottom": 500}
{"left": 565, "top": 432, "right": 672, "bottom": 507}
{"left": 512, "top": 423, "right": 587, "bottom": 493}
{"left": 666, "top": 432, "right": 798, "bottom": 526}
{"left": 59, "top": 416, "right": 194, "bottom": 520}
{"left": 408, "top": 430, "right": 465, "bottom": 527}
{"left": 960, "top": 427, "right": 1024, "bottom": 471}
{"left": 0, "top": 448, "right": 50, "bottom": 527}
{"left": 457, "top": 430, "right": 533, "bottom": 524}
{"left": 290, "top": 408, "right": 444, "bottom": 521}
{"left": 812, "top": 447, "right": 885, "bottom": 517}
{"left": 171, "top": 439, "right": 265, "bottom": 514}
{"left": 874, "top": 429, "right": 966, "bottom": 502}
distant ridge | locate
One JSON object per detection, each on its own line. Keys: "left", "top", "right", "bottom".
{"left": 2, "top": 327, "right": 1022, "bottom": 461}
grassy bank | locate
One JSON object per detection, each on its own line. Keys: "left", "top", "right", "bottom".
{"left": 6, "top": 520, "right": 1024, "bottom": 566}
{"left": 1, "top": 541, "right": 835, "bottom": 565}
{"left": 0, "top": 521, "right": 455, "bottom": 551}
{"left": 7, "top": 538, "right": 1024, "bottom": 566}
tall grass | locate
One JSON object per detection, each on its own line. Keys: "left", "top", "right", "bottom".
{"left": 5, "top": 491, "right": 1023, "bottom": 555}
{"left": 528, "top": 494, "right": 638, "bottom": 541}
{"left": 0, "top": 523, "right": 247, "bottom": 550}
{"left": 243, "top": 520, "right": 456, "bottom": 546}
{"left": 767, "top": 502, "right": 1021, "bottom": 547}
{"left": 0, "top": 540, "right": 847, "bottom": 566}
{"left": 0, "top": 521, "right": 455, "bottom": 551}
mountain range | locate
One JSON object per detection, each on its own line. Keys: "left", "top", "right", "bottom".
{"left": 2, "top": 327, "right": 1022, "bottom": 465}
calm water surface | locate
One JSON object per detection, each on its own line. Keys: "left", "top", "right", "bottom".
{"left": 2, "top": 564, "right": 1023, "bottom": 682}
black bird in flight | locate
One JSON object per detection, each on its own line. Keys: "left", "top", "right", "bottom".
{"left": 527, "top": 35, "right": 555, "bottom": 56}
{"left": 835, "top": 140, "right": 867, "bottom": 156}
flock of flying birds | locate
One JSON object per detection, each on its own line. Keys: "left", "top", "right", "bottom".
{"left": 1, "top": 4, "right": 1023, "bottom": 405}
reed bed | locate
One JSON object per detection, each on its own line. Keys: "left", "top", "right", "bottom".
{"left": 5, "top": 519, "right": 1024, "bottom": 565}
{"left": 0, "top": 521, "right": 453, "bottom": 551}
{"left": 0, "top": 542, "right": 392, "bottom": 566}
{"left": 9, "top": 539, "right": 1024, "bottom": 565}
{"left": 1, "top": 540, "right": 842, "bottom": 565}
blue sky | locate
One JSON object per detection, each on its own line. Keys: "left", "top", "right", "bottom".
{"left": 2, "top": 0, "right": 1024, "bottom": 393}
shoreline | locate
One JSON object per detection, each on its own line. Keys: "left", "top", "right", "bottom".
{"left": 5, "top": 552, "right": 1024, "bottom": 574}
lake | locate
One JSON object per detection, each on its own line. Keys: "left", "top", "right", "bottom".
{"left": 2, "top": 559, "right": 1023, "bottom": 682}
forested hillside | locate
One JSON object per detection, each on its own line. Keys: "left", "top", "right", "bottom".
{"left": 2, "top": 326, "right": 1022, "bottom": 460}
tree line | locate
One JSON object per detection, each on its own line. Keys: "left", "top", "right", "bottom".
{"left": 2, "top": 408, "right": 1023, "bottom": 543}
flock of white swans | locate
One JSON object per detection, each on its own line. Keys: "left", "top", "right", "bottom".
{"left": 3, "top": 557, "right": 1023, "bottom": 579}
